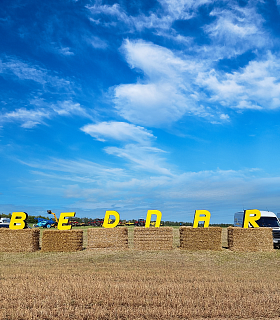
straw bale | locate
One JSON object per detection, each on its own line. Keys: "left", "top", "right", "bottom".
{"left": 87, "top": 227, "right": 128, "bottom": 250}
{"left": 179, "top": 227, "right": 222, "bottom": 251}
{"left": 134, "top": 227, "right": 173, "bottom": 250}
{"left": 41, "top": 230, "right": 83, "bottom": 252}
{"left": 228, "top": 227, "right": 273, "bottom": 252}
{"left": 0, "top": 229, "right": 40, "bottom": 252}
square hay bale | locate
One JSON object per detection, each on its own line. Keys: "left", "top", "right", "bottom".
{"left": 227, "top": 227, "right": 273, "bottom": 252}
{"left": 0, "top": 229, "right": 40, "bottom": 252}
{"left": 41, "top": 230, "right": 83, "bottom": 252}
{"left": 87, "top": 227, "right": 128, "bottom": 250}
{"left": 134, "top": 227, "right": 173, "bottom": 250}
{"left": 179, "top": 227, "right": 222, "bottom": 251}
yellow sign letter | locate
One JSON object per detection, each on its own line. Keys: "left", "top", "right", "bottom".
{"left": 193, "top": 210, "right": 211, "bottom": 228}
{"left": 57, "top": 212, "right": 76, "bottom": 230}
{"left": 9, "top": 212, "right": 28, "bottom": 230}
{"left": 145, "top": 210, "right": 162, "bottom": 228}
{"left": 243, "top": 209, "right": 261, "bottom": 228}
{"left": 103, "top": 211, "right": 120, "bottom": 228}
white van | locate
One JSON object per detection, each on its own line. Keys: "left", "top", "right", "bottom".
{"left": 234, "top": 211, "right": 280, "bottom": 248}
{"left": 0, "top": 217, "right": 10, "bottom": 228}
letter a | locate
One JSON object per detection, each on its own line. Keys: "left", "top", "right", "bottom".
{"left": 9, "top": 212, "right": 28, "bottom": 230}
{"left": 145, "top": 210, "right": 162, "bottom": 228}
{"left": 243, "top": 209, "right": 260, "bottom": 228}
{"left": 193, "top": 210, "right": 211, "bottom": 228}
{"left": 57, "top": 212, "right": 76, "bottom": 230}
{"left": 103, "top": 211, "right": 120, "bottom": 228}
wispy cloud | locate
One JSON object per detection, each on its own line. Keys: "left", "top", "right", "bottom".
{"left": 1, "top": 101, "right": 92, "bottom": 128}
{"left": 86, "top": 0, "right": 213, "bottom": 32}
{"left": 20, "top": 157, "right": 126, "bottom": 182}
{"left": 18, "top": 155, "right": 280, "bottom": 220}
{"left": 204, "top": 4, "right": 268, "bottom": 58}
{"left": 0, "top": 57, "right": 72, "bottom": 91}
{"left": 105, "top": 144, "right": 172, "bottom": 176}
{"left": 2, "top": 108, "right": 51, "bottom": 128}
{"left": 81, "top": 121, "right": 155, "bottom": 144}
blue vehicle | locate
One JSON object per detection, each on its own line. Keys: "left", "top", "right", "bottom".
{"left": 33, "top": 217, "right": 56, "bottom": 228}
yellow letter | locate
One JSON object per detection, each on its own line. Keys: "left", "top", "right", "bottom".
{"left": 57, "top": 212, "right": 76, "bottom": 230}
{"left": 145, "top": 210, "right": 162, "bottom": 228}
{"left": 103, "top": 211, "right": 120, "bottom": 228}
{"left": 193, "top": 210, "right": 211, "bottom": 228}
{"left": 243, "top": 209, "right": 261, "bottom": 228}
{"left": 9, "top": 212, "right": 28, "bottom": 230}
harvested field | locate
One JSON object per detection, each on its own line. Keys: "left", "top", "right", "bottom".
{"left": 228, "top": 227, "right": 274, "bottom": 252}
{"left": 87, "top": 227, "right": 128, "bottom": 250}
{"left": 1, "top": 249, "right": 280, "bottom": 319}
{"left": 134, "top": 227, "right": 173, "bottom": 250}
{"left": 0, "top": 229, "right": 39, "bottom": 252}
{"left": 41, "top": 230, "right": 83, "bottom": 252}
{"left": 180, "top": 226, "right": 222, "bottom": 250}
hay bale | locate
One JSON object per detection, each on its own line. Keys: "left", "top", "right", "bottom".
{"left": 228, "top": 227, "right": 273, "bottom": 252}
{"left": 87, "top": 228, "right": 128, "bottom": 250}
{"left": 41, "top": 230, "right": 83, "bottom": 252}
{"left": 179, "top": 227, "right": 222, "bottom": 251}
{"left": 0, "top": 229, "right": 40, "bottom": 252}
{"left": 134, "top": 227, "right": 173, "bottom": 250}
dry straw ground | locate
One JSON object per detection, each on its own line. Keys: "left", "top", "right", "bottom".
{"left": 1, "top": 228, "right": 280, "bottom": 319}
{"left": 1, "top": 248, "right": 280, "bottom": 319}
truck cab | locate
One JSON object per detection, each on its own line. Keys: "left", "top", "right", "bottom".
{"left": 234, "top": 211, "right": 280, "bottom": 248}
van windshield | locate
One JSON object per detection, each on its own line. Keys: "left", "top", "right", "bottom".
{"left": 255, "top": 217, "right": 280, "bottom": 228}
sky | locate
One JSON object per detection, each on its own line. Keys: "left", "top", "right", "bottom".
{"left": 1, "top": 0, "right": 280, "bottom": 223}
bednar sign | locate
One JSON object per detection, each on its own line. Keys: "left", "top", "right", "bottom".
{"left": 8, "top": 209, "right": 261, "bottom": 230}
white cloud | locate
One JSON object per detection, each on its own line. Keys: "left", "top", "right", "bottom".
{"left": 113, "top": 36, "right": 280, "bottom": 127}
{"left": 114, "top": 39, "right": 214, "bottom": 126}
{"left": 58, "top": 47, "right": 75, "bottom": 56}
{"left": 198, "top": 53, "right": 280, "bottom": 110}
{"left": 81, "top": 121, "right": 154, "bottom": 144}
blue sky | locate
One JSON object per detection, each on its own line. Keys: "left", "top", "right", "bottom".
{"left": 1, "top": 0, "right": 280, "bottom": 223}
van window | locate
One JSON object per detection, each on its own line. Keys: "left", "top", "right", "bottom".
{"left": 254, "top": 217, "right": 280, "bottom": 228}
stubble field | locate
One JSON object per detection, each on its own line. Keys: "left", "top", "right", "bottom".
{"left": 1, "top": 227, "right": 280, "bottom": 319}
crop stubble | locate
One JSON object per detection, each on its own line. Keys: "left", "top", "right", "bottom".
{"left": 1, "top": 227, "right": 280, "bottom": 319}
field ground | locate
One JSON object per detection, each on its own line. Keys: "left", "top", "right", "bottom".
{"left": 1, "top": 227, "right": 280, "bottom": 319}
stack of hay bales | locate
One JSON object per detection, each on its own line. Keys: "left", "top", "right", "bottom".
{"left": 41, "top": 230, "right": 83, "bottom": 252}
{"left": 180, "top": 227, "right": 222, "bottom": 250}
{"left": 134, "top": 227, "right": 173, "bottom": 250}
{"left": 228, "top": 227, "right": 273, "bottom": 252}
{"left": 0, "top": 229, "right": 40, "bottom": 252}
{"left": 87, "top": 228, "right": 128, "bottom": 250}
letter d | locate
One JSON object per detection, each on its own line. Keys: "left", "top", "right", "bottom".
{"left": 103, "top": 211, "right": 120, "bottom": 228}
